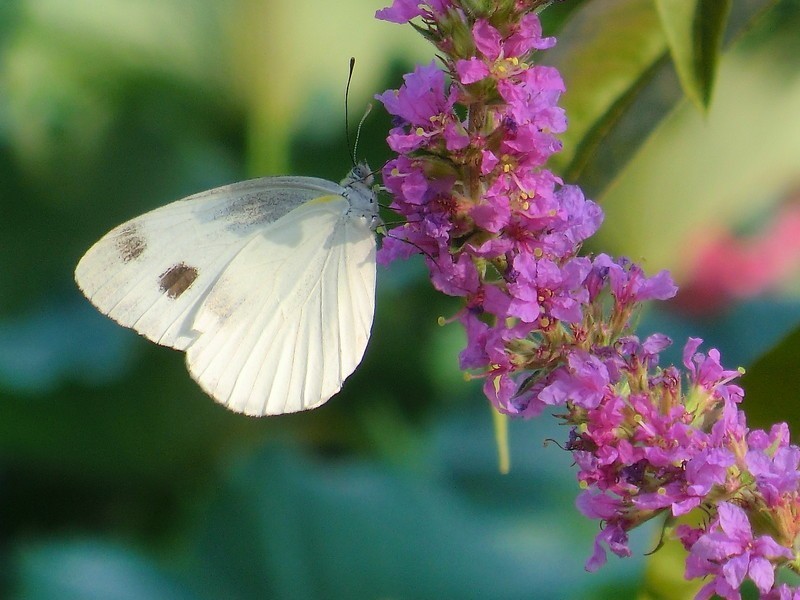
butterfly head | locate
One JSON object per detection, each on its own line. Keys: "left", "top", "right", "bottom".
{"left": 342, "top": 161, "right": 374, "bottom": 187}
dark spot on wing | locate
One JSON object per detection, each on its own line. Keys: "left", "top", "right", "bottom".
{"left": 116, "top": 224, "right": 147, "bottom": 262}
{"left": 159, "top": 263, "right": 198, "bottom": 299}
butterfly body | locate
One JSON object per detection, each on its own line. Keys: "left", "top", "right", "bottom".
{"left": 76, "top": 164, "right": 379, "bottom": 416}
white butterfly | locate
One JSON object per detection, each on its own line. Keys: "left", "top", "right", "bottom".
{"left": 75, "top": 164, "right": 380, "bottom": 416}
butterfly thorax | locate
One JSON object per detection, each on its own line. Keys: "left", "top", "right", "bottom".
{"left": 341, "top": 162, "right": 381, "bottom": 229}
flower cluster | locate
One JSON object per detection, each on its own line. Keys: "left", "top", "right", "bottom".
{"left": 376, "top": 1, "right": 800, "bottom": 598}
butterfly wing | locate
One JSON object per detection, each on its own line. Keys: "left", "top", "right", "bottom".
{"left": 184, "top": 196, "right": 377, "bottom": 415}
{"left": 75, "top": 176, "right": 343, "bottom": 351}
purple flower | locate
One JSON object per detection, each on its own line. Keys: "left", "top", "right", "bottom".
{"left": 746, "top": 444, "right": 800, "bottom": 505}
{"left": 505, "top": 13, "right": 556, "bottom": 55}
{"left": 375, "top": 0, "right": 450, "bottom": 23}
{"left": 683, "top": 338, "right": 743, "bottom": 402}
{"left": 551, "top": 185, "right": 604, "bottom": 248}
{"left": 376, "top": 61, "right": 456, "bottom": 128}
{"left": 458, "top": 311, "right": 489, "bottom": 369}
{"left": 499, "top": 66, "right": 566, "bottom": 131}
{"left": 506, "top": 255, "right": 589, "bottom": 323}
{"left": 455, "top": 58, "right": 489, "bottom": 84}
{"left": 763, "top": 584, "right": 800, "bottom": 599}
{"left": 576, "top": 490, "right": 621, "bottom": 520}
{"left": 747, "top": 422, "right": 790, "bottom": 451}
{"left": 430, "top": 252, "right": 480, "bottom": 297}
{"left": 674, "top": 448, "right": 735, "bottom": 515}
{"left": 471, "top": 193, "right": 511, "bottom": 232}
{"left": 483, "top": 370, "right": 516, "bottom": 409}
{"left": 538, "top": 351, "right": 610, "bottom": 409}
{"left": 685, "top": 503, "right": 792, "bottom": 596}
{"left": 634, "top": 481, "right": 686, "bottom": 512}
{"left": 455, "top": 18, "right": 545, "bottom": 85}
{"left": 585, "top": 523, "right": 631, "bottom": 572}
{"left": 642, "top": 333, "right": 672, "bottom": 358}
{"left": 603, "top": 257, "right": 678, "bottom": 306}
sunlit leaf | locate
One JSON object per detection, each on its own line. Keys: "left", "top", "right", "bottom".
{"left": 655, "top": 0, "right": 731, "bottom": 111}
{"left": 542, "top": 0, "right": 778, "bottom": 188}
{"left": 543, "top": 0, "right": 666, "bottom": 178}
{"left": 595, "top": 3, "right": 800, "bottom": 277}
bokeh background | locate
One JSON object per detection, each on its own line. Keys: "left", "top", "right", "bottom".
{"left": 1, "top": 0, "right": 799, "bottom": 598}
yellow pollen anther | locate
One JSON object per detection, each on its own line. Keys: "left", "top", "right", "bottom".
{"left": 437, "top": 316, "right": 446, "bottom": 326}
{"left": 657, "top": 487, "right": 667, "bottom": 496}
{"left": 510, "top": 57, "right": 519, "bottom": 66}
{"left": 634, "top": 414, "right": 643, "bottom": 423}
{"left": 503, "top": 164, "right": 511, "bottom": 173}
{"left": 391, "top": 167, "right": 400, "bottom": 177}
{"left": 579, "top": 480, "right": 589, "bottom": 489}
{"left": 415, "top": 127, "right": 425, "bottom": 136}
{"left": 534, "top": 248, "right": 543, "bottom": 258}
{"left": 539, "top": 317, "right": 551, "bottom": 328}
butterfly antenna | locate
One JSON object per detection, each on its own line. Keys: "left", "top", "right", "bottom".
{"left": 345, "top": 57, "right": 357, "bottom": 166}
{"left": 354, "top": 103, "right": 372, "bottom": 163}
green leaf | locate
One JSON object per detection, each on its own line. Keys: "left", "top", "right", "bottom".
{"left": 543, "top": 0, "right": 667, "bottom": 178}
{"left": 740, "top": 324, "right": 800, "bottom": 435}
{"left": 542, "top": 0, "right": 778, "bottom": 188}
{"left": 655, "top": 0, "right": 732, "bottom": 112}
{"left": 593, "top": 1, "right": 800, "bottom": 277}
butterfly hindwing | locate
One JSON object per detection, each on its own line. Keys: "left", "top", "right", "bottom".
{"left": 184, "top": 196, "right": 377, "bottom": 415}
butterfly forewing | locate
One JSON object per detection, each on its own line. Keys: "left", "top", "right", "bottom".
{"left": 75, "top": 176, "right": 346, "bottom": 350}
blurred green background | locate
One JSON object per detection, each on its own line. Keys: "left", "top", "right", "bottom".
{"left": 1, "top": 0, "right": 799, "bottom": 598}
